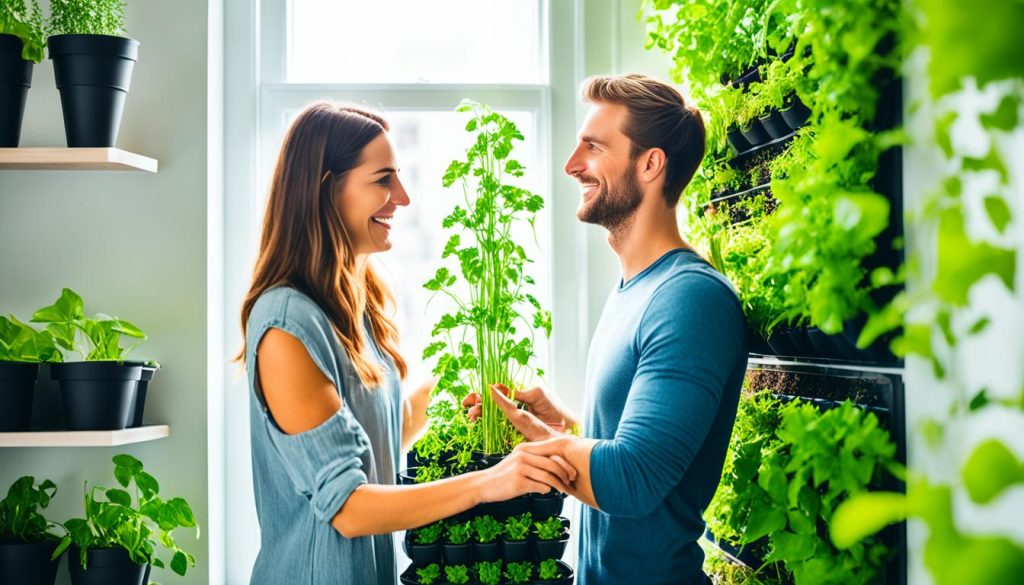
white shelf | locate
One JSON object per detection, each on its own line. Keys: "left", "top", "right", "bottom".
{"left": 748, "top": 355, "right": 905, "bottom": 376}
{"left": 0, "top": 425, "right": 170, "bottom": 447}
{"left": 0, "top": 148, "right": 158, "bottom": 172}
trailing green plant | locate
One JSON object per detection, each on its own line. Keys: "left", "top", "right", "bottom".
{"left": 706, "top": 391, "right": 898, "bottom": 585}
{"left": 444, "top": 564, "right": 470, "bottom": 585}
{"left": 472, "top": 515, "right": 502, "bottom": 543}
{"left": 414, "top": 461, "right": 445, "bottom": 485}
{"left": 533, "top": 516, "right": 564, "bottom": 541}
{"left": 502, "top": 512, "right": 532, "bottom": 541}
{"left": 701, "top": 537, "right": 786, "bottom": 585}
{"left": 474, "top": 559, "right": 503, "bottom": 585}
{"left": 538, "top": 558, "right": 563, "bottom": 581}
{"left": 0, "top": 314, "right": 61, "bottom": 363}
{"left": 0, "top": 476, "right": 60, "bottom": 543}
{"left": 423, "top": 99, "right": 551, "bottom": 455}
{"left": 30, "top": 288, "right": 146, "bottom": 361}
{"left": 414, "top": 563, "right": 441, "bottom": 585}
{"left": 0, "top": 0, "right": 44, "bottom": 62}
{"left": 46, "top": 0, "right": 126, "bottom": 37}
{"left": 413, "top": 520, "right": 444, "bottom": 545}
{"left": 446, "top": 520, "right": 473, "bottom": 545}
{"left": 53, "top": 454, "right": 198, "bottom": 576}
{"left": 503, "top": 560, "right": 533, "bottom": 585}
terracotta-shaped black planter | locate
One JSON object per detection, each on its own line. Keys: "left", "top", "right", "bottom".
{"left": 443, "top": 540, "right": 472, "bottom": 565}
{"left": 51, "top": 361, "right": 143, "bottom": 430}
{"left": 780, "top": 96, "right": 812, "bottom": 131}
{"left": 739, "top": 120, "right": 771, "bottom": 149}
{"left": 0, "top": 34, "right": 33, "bottom": 147}
{"left": 501, "top": 537, "right": 531, "bottom": 562}
{"left": 758, "top": 110, "right": 790, "bottom": 140}
{"left": 404, "top": 532, "right": 442, "bottom": 567}
{"left": 126, "top": 363, "right": 158, "bottom": 427}
{"left": 472, "top": 539, "right": 501, "bottom": 563}
{"left": 0, "top": 539, "right": 61, "bottom": 585}
{"left": 727, "top": 127, "right": 750, "bottom": 154}
{"left": 535, "top": 560, "right": 575, "bottom": 584}
{"left": 497, "top": 495, "right": 531, "bottom": 521}
{"left": 532, "top": 531, "right": 569, "bottom": 561}
{"left": 0, "top": 361, "right": 39, "bottom": 431}
{"left": 48, "top": 34, "right": 139, "bottom": 147}
{"left": 530, "top": 490, "right": 566, "bottom": 518}
{"left": 67, "top": 546, "right": 148, "bottom": 585}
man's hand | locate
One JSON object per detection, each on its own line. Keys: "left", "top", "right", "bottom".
{"left": 514, "top": 435, "right": 599, "bottom": 509}
{"left": 462, "top": 384, "right": 578, "bottom": 442}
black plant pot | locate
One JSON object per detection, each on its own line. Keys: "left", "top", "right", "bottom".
{"left": 806, "top": 327, "right": 848, "bottom": 360}
{"left": 531, "top": 490, "right": 566, "bottom": 519}
{"left": 48, "top": 34, "right": 139, "bottom": 147}
{"left": 745, "top": 328, "right": 773, "bottom": 356}
{"left": 0, "top": 34, "right": 33, "bottom": 147}
{"left": 501, "top": 537, "right": 531, "bottom": 562}
{"left": 405, "top": 539, "right": 442, "bottom": 567}
{"left": 786, "top": 327, "right": 816, "bottom": 358}
{"left": 766, "top": 328, "right": 798, "bottom": 357}
{"left": 472, "top": 540, "right": 501, "bottom": 563}
{"left": 67, "top": 546, "right": 148, "bottom": 585}
{"left": 780, "top": 96, "right": 812, "bottom": 131}
{"left": 739, "top": 120, "right": 771, "bottom": 149}
{"left": 758, "top": 110, "right": 790, "bottom": 140}
{"left": 126, "top": 363, "right": 158, "bottom": 427}
{"left": 535, "top": 559, "right": 575, "bottom": 584}
{"left": 396, "top": 467, "right": 419, "bottom": 485}
{"left": 0, "top": 539, "right": 61, "bottom": 585}
{"left": 443, "top": 541, "right": 472, "bottom": 565}
{"left": 726, "top": 127, "right": 750, "bottom": 154}
{"left": 497, "top": 495, "right": 531, "bottom": 521}
{"left": 0, "top": 361, "right": 39, "bottom": 431}
{"left": 50, "top": 361, "right": 143, "bottom": 431}
{"left": 532, "top": 532, "right": 569, "bottom": 561}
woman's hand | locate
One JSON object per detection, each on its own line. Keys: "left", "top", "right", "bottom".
{"left": 463, "top": 384, "right": 577, "bottom": 442}
{"left": 474, "top": 445, "right": 577, "bottom": 503}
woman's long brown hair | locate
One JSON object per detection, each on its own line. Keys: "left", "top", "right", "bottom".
{"left": 235, "top": 102, "right": 408, "bottom": 387}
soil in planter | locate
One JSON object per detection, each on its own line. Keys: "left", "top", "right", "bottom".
{"left": 745, "top": 368, "right": 885, "bottom": 406}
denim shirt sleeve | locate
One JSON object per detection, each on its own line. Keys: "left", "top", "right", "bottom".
{"left": 247, "top": 289, "right": 371, "bottom": 523}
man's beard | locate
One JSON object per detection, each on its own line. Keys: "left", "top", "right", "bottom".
{"left": 576, "top": 167, "right": 644, "bottom": 231}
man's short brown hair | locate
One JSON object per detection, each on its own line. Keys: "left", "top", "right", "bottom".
{"left": 581, "top": 74, "right": 706, "bottom": 207}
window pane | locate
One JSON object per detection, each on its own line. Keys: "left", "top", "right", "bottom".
{"left": 288, "top": 0, "right": 545, "bottom": 84}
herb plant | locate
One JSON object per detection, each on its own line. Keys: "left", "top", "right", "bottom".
{"left": 0, "top": 0, "right": 44, "bottom": 62}
{"left": 472, "top": 515, "right": 502, "bottom": 543}
{"left": 446, "top": 520, "right": 473, "bottom": 545}
{"left": 445, "top": 564, "right": 470, "bottom": 585}
{"left": 475, "top": 560, "right": 503, "bottom": 585}
{"left": 423, "top": 99, "right": 551, "bottom": 455}
{"left": 46, "top": 0, "right": 126, "bottom": 37}
{"left": 504, "top": 560, "right": 534, "bottom": 584}
{"left": 53, "top": 454, "right": 198, "bottom": 576}
{"left": 0, "top": 315, "right": 61, "bottom": 363}
{"left": 533, "top": 516, "right": 565, "bottom": 541}
{"left": 503, "top": 512, "right": 532, "bottom": 541}
{"left": 0, "top": 476, "right": 60, "bottom": 543}
{"left": 413, "top": 520, "right": 444, "bottom": 546}
{"left": 31, "top": 288, "right": 146, "bottom": 361}
{"left": 415, "top": 563, "right": 441, "bottom": 585}
{"left": 538, "top": 558, "right": 562, "bottom": 581}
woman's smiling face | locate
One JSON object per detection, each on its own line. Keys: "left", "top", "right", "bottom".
{"left": 336, "top": 133, "right": 410, "bottom": 257}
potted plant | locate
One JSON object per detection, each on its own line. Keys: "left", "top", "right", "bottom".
{"left": 530, "top": 488, "right": 566, "bottom": 519}
{"left": 0, "top": 0, "right": 43, "bottom": 146}
{"left": 503, "top": 560, "right": 533, "bottom": 585}
{"left": 501, "top": 512, "right": 532, "bottom": 562}
{"left": 53, "top": 454, "right": 198, "bottom": 585}
{"left": 405, "top": 520, "right": 443, "bottom": 567}
{"left": 45, "top": 0, "right": 139, "bottom": 147}
{"left": 474, "top": 560, "right": 502, "bottom": 585}
{"left": 531, "top": 516, "right": 568, "bottom": 561}
{"left": 0, "top": 476, "right": 63, "bottom": 585}
{"left": 444, "top": 564, "right": 471, "bottom": 585}
{"left": 471, "top": 515, "right": 502, "bottom": 563}
{"left": 537, "top": 559, "right": 574, "bottom": 584}
{"left": 442, "top": 519, "right": 472, "bottom": 566}
{"left": 30, "top": 288, "right": 148, "bottom": 430}
{"left": 0, "top": 315, "right": 60, "bottom": 431}
{"left": 399, "top": 562, "right": 441, "bottom": 585}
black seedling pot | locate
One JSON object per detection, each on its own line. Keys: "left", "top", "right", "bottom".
{"left": 535, "top": 560, "right": 574, "bottom": 584}
{"left": 443, "top": 540, "right": 472, "bottom": 565}
{"left": 67, "top": 546, "right": 148, "bottom": 585}
{"left": 530, "top": 490, "right": 566, "bottom": 518}
{"left": 501, "top": 537, "right": 531, "bottom": 562}
{"left": 780, "top": 96, "right": 812, "bottom": 131}
{"left": 126, "top": 363, "right": 158, "bottom": 427}
{"left": 497, "top": 495, "right": 531, "bottom": 521}
{"left": 0, "top": 34, "right": 33, "bottom": 147}
{"left": 0, "top": 361, "right": 39, "bottom": 431}
{"left": 759, "top": 110, "right": 790, "bottom": 140}
{"left": 727, "top": 127, "right": 751, "bottom": 154}
{"left": 472, "top": 540, "right": 501, "bottom": 563}
{"left": 0, "top": 539, "right": 61, "bottom": 585}
{"left": 532, "top": 530, "right": 569, "bottom": 561}
{"left": 739, "top": 120, "right": 771, "bottom": 149}
{"left": 50, "top": 361, "right": 143, "bottom": 430}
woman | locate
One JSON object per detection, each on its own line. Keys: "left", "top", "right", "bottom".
{"left": 236, "top": 102, "right": 573, "bottom": 584}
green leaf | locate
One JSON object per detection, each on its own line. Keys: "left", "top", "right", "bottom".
{"left": 983, "top": 196, "right": 1012, "bottom": 234}
{"left": 105, "top": 488, "right": 132, "bottom": 507}
{"left": 830, "top": 492, "right": 907, "bottom": 549}
{"left": 171, "top": 551, "right": 188, "bottom": 575}
{"left": 962, "top": 439, "right": 1024, "bottom": 504}
{"left": 980, "top": 94, "right": 1020, "bottom": 131}
{"left": 934, "top": 208, "right": 1016, "bottom": 305}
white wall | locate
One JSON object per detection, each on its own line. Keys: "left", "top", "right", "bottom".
{"left": 0, "top": 1, "right": 216, "bottom": 584}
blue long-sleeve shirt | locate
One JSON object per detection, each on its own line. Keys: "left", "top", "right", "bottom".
{"left": 580, "top": 248, "right": 747, "bottom": 585}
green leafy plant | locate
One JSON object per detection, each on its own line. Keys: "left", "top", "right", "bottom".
{"left": 503, "top": 560, "right": 533, "bottom": 584}
{"left": 472, "top": 515, "right": 503, "bottom": 543}
{"left": 446, "top": 520, "right": 473, "bottom": 545}
{"left": 413, "top": 520, "right": 444, "bottom": 546}
{"left": 30, "top": 288, "right": 146, "bottom": 361}
{"left": 0, "top": 0, "right": 44, "bottom": 62}
{"left": 415, "top": 563, "right": 441, "bottom": 585}
{"left": 53, "top": 454, "right": 198, "bottom": 576}
{"left": 445, "top": 564, "right": 470, "bottom": 585}
{"left": 0, "top": 476, "right": 60, "bottom": 543}
{"left": 46, "top": 0, "right": 126, "bottom": 37}
{"left": 533, "top": 516, "right": 564, "bottom": 541}
{"left": 503, "top": 512, "right": 532, "bottom": 541}
{"left": 475, "top": 560, "right": 503, "bottom": 585}
{"left": 414, "top": 461, "right": 446, "bottom": 485}
{"left": 0, "top": 314, "right": 61, "bottom": 363}
{"left": 424, "top": 99, "right": 551, "bottom": 455}
{"left": 538, "top": 558, "right": 563, "bottom": 581}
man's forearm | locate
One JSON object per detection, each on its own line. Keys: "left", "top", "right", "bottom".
{"left": 521, "top": 437, "right": 601, "bottom": 510}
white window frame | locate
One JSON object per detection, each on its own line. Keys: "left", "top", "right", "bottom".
{"left": 221, "top": 1, "right": 590, "bottom": 582}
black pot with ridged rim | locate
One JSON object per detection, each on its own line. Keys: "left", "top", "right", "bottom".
{"left": 530, "top": 490, "right": 566, "bottom": 518}
{"left": 50, "top": 361, "right": 143, "bottom": 430}
{"left": 501, "top": 536, "right": 531, "bottom": 562}
{"left": 48, "top": 34, "right": 139, "bottom": 147}
{"left": 67, "top": 546, "right": 148, "bottom": 585}
{"left": 0, "top": 361, "right": 39, "bottom": 431}
{"left": 126, "top": 363, "right": 159, "bottom": 427}
{"left": 0, "top": 539, "right": 61, "bottom": 585}
{"left": 0, "top": 34, "right": 33, "bottom": 147}
{"left": 472, "top": 539, "right": 500, "bottom": 563}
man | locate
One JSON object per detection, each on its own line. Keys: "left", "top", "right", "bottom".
{"left": 466, "top": 74, "right": 748, "bottom": 584}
